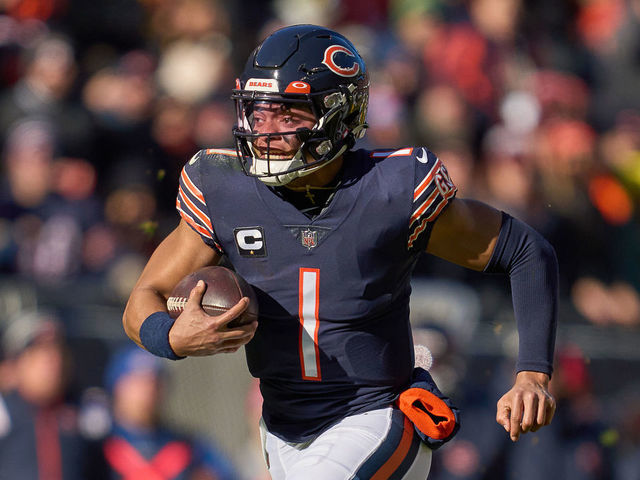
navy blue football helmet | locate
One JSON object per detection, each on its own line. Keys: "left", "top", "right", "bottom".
{"left": 232, "top": 24, "right": 369, "bottom": 186}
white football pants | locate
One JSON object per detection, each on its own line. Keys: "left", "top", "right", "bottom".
{"left": 260, "top": 406, "right": 432, "bottom": 480}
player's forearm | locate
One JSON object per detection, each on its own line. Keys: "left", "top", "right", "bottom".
{"left": 122, "top": 285, "right": 169, "bottom": 345}
{"left": 122, "top": 220, "right": 220, "bottom": 347}
{"left": 484, "top": 213, "right": 559, "bottom": 375}
{"left": 510, "top": 244, "right": 558, "bottom": 375}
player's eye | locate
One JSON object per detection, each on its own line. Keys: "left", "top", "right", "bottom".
{"left": 251, "top": 112, "right": 266, "bottom": 128}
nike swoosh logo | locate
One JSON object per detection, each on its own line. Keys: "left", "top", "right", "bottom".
{"left": 416, "top": 148, "right": 428, "bottom": 163}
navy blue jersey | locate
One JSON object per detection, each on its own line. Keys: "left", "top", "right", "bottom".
{"left": 177, "top": 147, "right": 457, "bottom": 442}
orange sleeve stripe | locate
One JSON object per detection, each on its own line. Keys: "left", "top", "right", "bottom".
{"left": 178, "top": 186, "right": 213, "bottom": 232}
{"left": 409, "top": 189, "right": 439, "bottom": 226}
{"left": 407, "top": 218, "right": 428, "bottom": 249}
{"left": 178, "top": 204, "right": 224, "bottom": 252}
{"left": 413, "top": 159, "right": 441, "bottom": 201}
{"left": 180, "top": 169, "right": 205, "bottom": 204}
{"left": 177, "top": 206, "right": 213, "bottom": 239}
{"left": 370, "top": 416, "right": 414, "bottom": 480}
{"left": 178, "top": 187, "right": 212, "bottom": 230}
{"left": 425, "top": 188, "right": 457, "bottom": 222}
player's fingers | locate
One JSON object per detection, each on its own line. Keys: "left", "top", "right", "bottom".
{"left": 217, "top": 322, "right": 257, "bottom": 342}
{"left": 496, "top": 399, "right": 511, "bottom": 433}
{"left": 544, "top": 394, "right": 557, "bottom": 426}
{"left": 186, "top": 280, "right": 207, "bottom": 309}
{"left": 531, "top": 393, "right": 548, "bottom": 431}
{"left": 532, "top": 391, "right": 557, "bottom": 431}
{"left": 520, "top": 392, "right": 538, "bottom": 433}
{"left": 217, "top": 297, "right": 250, "bottom": 326}
{"left": 510, "top": 395, "right": 524, "bottom": 441}
{"left": 216, "top": 334, "right": 253, "bottom": 352}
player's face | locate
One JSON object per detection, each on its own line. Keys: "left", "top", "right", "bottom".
{"left": 250, "top": 102, "right": 316, "bottom": 159}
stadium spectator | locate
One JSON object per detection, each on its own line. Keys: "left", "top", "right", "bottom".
{"left": 0, "top": 32, "right": 94, "bottom": 157}
{"left": 0, "top": 118, "right": 103, "bottom": 280}
{"left": 0, "top": 310, "right": 102, "bottom": 479}
{"left": 101, "top": 345, "right": 239, "bottom": 480}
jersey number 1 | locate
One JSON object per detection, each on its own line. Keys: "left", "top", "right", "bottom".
{"left": 298, "top": 268, "right": 321, "bottom": 381}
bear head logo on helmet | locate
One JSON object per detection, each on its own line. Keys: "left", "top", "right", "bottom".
{"left": 232, "top": 24, "right": 369, "bottom": 186}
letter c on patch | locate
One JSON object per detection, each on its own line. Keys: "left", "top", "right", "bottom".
{"left": 233, "top": 226, "right": 267, "bottom": 257}
{"left": 236, "top": 229, "right": 263, "bottom": 250}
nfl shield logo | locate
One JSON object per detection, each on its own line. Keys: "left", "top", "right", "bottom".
{"left": 301, "top": 229, "right": 317, "bottom": 249}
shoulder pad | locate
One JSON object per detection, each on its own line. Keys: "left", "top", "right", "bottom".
{"left": 200, "top": 148, "right": 243, "bottom": 171}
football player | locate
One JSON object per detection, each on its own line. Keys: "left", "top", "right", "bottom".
{"left": 123, "top": 25, "right": 558, "bottom": 479}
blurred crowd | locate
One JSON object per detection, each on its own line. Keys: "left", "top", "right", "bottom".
{"left": 0, "top": 311, "right": 239, "bottom": 479}
{"left": 0, "top": 0, "right": 639, "bottom": 478}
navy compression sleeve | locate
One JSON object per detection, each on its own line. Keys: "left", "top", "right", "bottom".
{"left": 484, "top": 212, "right": 558, "bottom": 376}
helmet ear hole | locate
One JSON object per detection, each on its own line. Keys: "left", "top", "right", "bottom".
{"left": 295, "top": 127, "right": 313, "bottom": 143}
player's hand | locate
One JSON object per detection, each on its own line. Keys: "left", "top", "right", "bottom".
{"left": 168, "top": 280, "right": 258, "bottom": 357}
{"left": 496, "top": 370, "right": 556, "bottom": 442}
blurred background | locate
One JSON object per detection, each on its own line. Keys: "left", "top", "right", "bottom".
{"left": 0, "top": 0, "right": 638, "bottom": 478}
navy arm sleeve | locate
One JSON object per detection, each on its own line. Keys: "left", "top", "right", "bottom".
{"left": 484, "top": 212, "right": 558, "bottom": 376}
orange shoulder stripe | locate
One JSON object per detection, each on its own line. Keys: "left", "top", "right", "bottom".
{"left": 409, "top": 189, "right": 439, "bottom": 226}
{"left": 370, "top": 148, "right": 414, "bottom": 158}
{"left": 177, "top": 206, "right": 213, "bottom": 239}
{"left": 413, "top": 159, "right": 441, "bottom": 201}
{"left": 408, "top": 218, "right": 429, "bottom": 249}
{"left": 178, "top": 187, "right": 213, "bottom": 232}
{"left": 180, "top": 169, "right": 205, "bottom": 204}
{"left": 205, "top": 148, "right": 237, "bottom": 156}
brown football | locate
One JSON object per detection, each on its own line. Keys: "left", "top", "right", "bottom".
{"left": 167, "top": 266, "right": 258, "bottom": 327}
